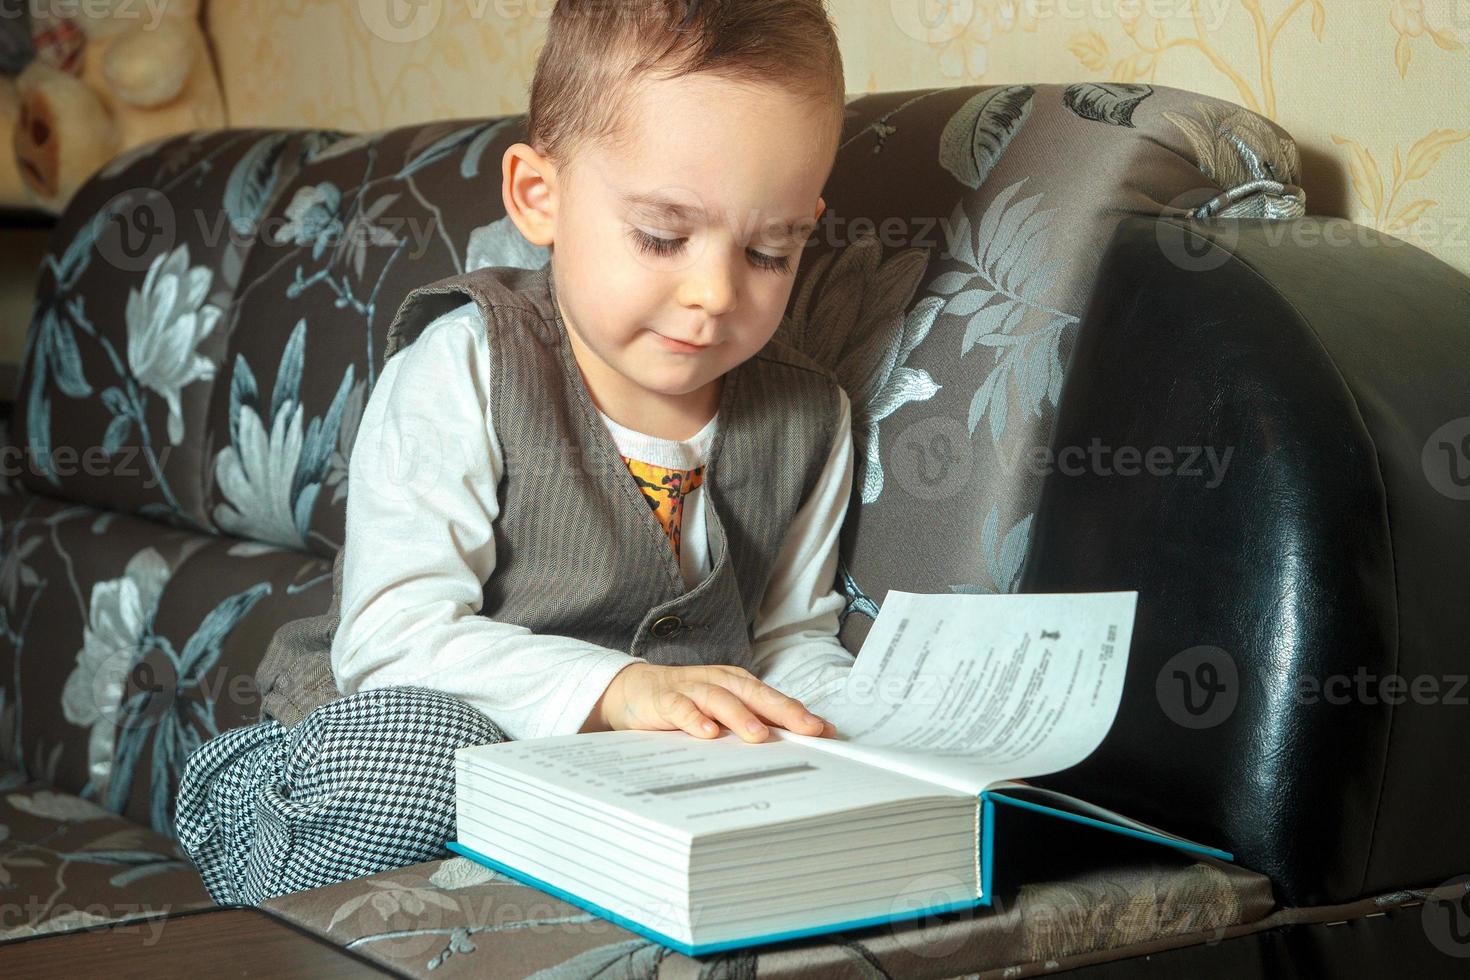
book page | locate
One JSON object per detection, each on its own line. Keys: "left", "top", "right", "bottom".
{"left": 780, "top": 591, "right": 1137, "bottom": 795}
{"left": 457, "top": 728, "right": 972, "bottom": 839}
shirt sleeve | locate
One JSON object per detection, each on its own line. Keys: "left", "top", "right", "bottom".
{"left": 747, "top": 385, "right": 857, "bottom": 716}
{"left": 331, "top": 300, "right": 641, "bottom": 741}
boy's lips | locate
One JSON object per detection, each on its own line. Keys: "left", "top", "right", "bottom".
{"left": 654, "top": 333, "right": 708, "bottom": 352}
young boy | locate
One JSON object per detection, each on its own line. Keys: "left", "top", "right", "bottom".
{"left": 177, "top": 0, "right": 855, "bottom": 906}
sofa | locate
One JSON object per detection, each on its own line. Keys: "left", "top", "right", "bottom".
{"left": 0, "top": 81, "right": 1466, "bottom": 976}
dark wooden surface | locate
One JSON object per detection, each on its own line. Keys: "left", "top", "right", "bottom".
{"left": 0, "top": 905, "right": 400, "bottom": 978}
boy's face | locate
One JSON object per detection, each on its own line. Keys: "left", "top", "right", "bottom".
{"left": 505, "top": 73, "right": 834, "bottom": 433}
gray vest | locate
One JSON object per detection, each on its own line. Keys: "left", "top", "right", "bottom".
{"left": 254, "top": 259, "right": 843, "bottom": 728}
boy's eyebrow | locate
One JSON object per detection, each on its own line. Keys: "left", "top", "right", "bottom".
{"left": 620, "top": 191, "right": 810, "bottom": 240}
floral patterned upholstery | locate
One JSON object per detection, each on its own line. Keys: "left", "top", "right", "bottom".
{"left": 257, "top": 847, "right": 1273, "bottom": 978}
{"left": 0, "top": 776, "right": 212, "bottom": 940}
{"left": 1, "top": 82, "right": 1302, "bottom": 955}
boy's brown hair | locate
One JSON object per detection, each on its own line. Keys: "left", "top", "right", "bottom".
{"left": 527, "top": 0, "right": 846, "bottom": 178}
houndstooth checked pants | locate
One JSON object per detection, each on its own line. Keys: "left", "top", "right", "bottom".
{"left": 174, "top": 686, "right": 509, "bottom": 906}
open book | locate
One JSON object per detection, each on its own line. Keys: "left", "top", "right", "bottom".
{"left": 448, "top": 590, "right": 1232, "bottom": 956}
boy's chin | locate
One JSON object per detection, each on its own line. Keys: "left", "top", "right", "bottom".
{"left": 623, "top": 359, "right": 716, "bottom": 393}
{"left": 633, "top": 373, "right": 715, "bottom": 399}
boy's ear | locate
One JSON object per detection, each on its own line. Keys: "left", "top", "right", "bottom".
{"left": 502, "top": 142, "right": 558, "bottom": 247}
{"left": 800, "top": 197, "right": 826, "bottom": 245}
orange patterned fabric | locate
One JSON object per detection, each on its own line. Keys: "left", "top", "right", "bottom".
{"left": 621, "top": 456, "right": 705, "bottom": 564}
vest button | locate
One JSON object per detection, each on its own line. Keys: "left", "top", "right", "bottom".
{"left": 650, "top": 615, "right": 683, "bottom": 638}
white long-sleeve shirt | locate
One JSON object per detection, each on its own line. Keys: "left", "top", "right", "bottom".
{"left": 331, "top": 300, "right": 857, "bottom": 740}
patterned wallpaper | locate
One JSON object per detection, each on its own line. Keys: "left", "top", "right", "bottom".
{"left": 207, "top": 0, "right": 1470, "bottom": 276}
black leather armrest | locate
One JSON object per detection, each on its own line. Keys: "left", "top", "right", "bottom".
{"left": 1022, "top": 214, "right": 1470, "bottom": 908}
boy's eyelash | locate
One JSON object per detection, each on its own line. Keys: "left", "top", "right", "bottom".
{"left": 628, "top": 228, "right": 791, "bottom": 274}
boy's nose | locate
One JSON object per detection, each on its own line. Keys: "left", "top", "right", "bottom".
{"left": 677, "top": 257, "right": 738, "bottom": 318}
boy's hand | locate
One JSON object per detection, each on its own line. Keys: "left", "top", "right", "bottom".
{"left": 581, "top": 663, "right": 836, "bottom": 742}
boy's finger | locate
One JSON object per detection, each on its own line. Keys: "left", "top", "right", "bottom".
{"left": 661, "top": 690, "right": 721, "bottom": 738}
{"left": 686, "top": 683, "right": 771, "bottom": 742}
{"left": 722, "top": 675, "right": 826, "bottom": 736}
{"left": 762, "top": 699, "right": 827, "bottom": 736}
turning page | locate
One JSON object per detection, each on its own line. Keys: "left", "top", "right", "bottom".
{"left": 778, "top": 590, "right": 1138, "bottom": 795}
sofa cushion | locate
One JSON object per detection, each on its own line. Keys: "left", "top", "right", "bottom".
{"left": 0, "top": 479, "right": 332, "bottom": 836}
{"left": 198, "top": 119, "right": 539, "bottom": 561}
{"left": 9, "top": 129, "right": 347, "bottom": 533}
{"left": 259, "top": 837, "right": 1275, "bottom": 978}
{"left": 0, "top": 772, "right": 212, "bottom": 939}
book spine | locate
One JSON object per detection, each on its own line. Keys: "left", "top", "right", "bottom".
{"left": 973, "top": 796, "right": 981, "bottom": 898}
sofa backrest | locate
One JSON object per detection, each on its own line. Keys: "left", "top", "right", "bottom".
{"left": 16, "top": 82, "right": 1303, "bottom": 622}
{"left": 8, "top": 81, "right": 1311, "bottom": 847}
{"left": 1020, "top": 207, "right": 1470, "bottom": 907}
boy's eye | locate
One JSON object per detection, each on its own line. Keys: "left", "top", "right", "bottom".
{"left": 628, "top": 228, "right": 791, "bottom": 274}
{"left": 630, "top": 229, "right": 684, "bottom": 257}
